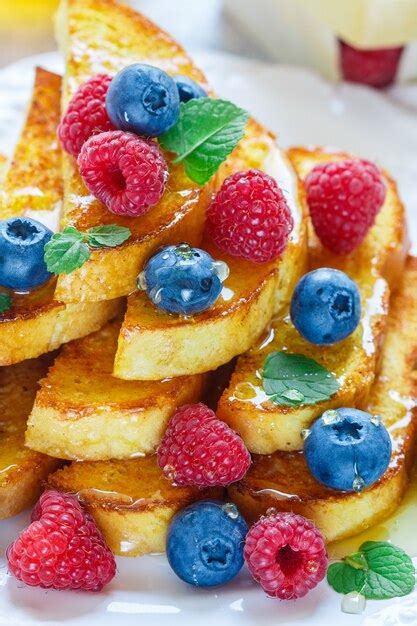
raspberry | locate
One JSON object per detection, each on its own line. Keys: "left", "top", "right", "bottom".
{"left": 7, "top": 490, "right": 116, "bottom": 591}
{"left": 305, "top": 159, "right": 386, "bottom": 255}
{"left": 158, "top": 403, "right": 251, "bottom": 487}
{"left": 78, "top": 130, "right": 168, "bottom": 217}
{"left": 339, "top": 40, "right": 404, "bottom": 89}
{"left": 58, "top": 74, "right": 114, "bottom": 157}
{"left": 206, "top": 169, "right": 294, "bottom": 264}
{"left": 244, "top": 512, "right": 327, "bottom": 600}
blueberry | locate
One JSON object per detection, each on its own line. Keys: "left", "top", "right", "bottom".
{"left": 0, "top": 218, "right": 53, "bottom": 291}
{"left": 167, "top": 501, "right": 248, "bottom": 587}
{"left": 106, "top": 64, "right": 180, "bottom": 137}
{"left": 290, "top": 268, "right": 361, "bottom": 345}
{"left": 304, "top": 408, "right": 391, "bottom": 492}
{"left": 138, "top": 243, "right": 229, "bottom": 316}
{"left": 173, "top": 75, "right": 207, "bottom": 102}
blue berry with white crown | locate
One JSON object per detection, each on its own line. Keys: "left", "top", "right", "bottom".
{"left": 0, "top": 217, "right": 53, "bottom": 291}
{"left": 303, "top": 408, "right": 391, "bottom": 492}
{"left": 138, "top": 243, "right": 229, "bottom": 316}
{"left": 173, "top": 75, "right": 207, "bottom": 102}
{"left": 106, "top": 64, "right": 180, "bottom": 137}
{"left": 290, "top": 268, "right": 361, "bottom": 345}
{"left": 167, "top": 501, "right": 248, "bottom": 587}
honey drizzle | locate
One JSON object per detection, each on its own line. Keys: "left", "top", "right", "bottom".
{"left": 329, "top": 459, "right": 417, "bottom": 559}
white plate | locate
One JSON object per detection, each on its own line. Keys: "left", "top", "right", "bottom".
{"left": 0, "top": 51, "right": 416, "bottom": 626}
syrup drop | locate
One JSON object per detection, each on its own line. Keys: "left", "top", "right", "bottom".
{"left": 137, "top": 271, "right": 147, "bottom": 290}
{"left": 266, "top": 507, "right": 278, "bottom": 516}
{"left": 301, "top": 428, "right": 311, "bottom": 441}
{"left": 233, "top": 382, "right": 257, "bottom": 401}
{"left": 213, "top": 260, "right": 230, "bottom": 282}
{"left": 222, "top": 503, "right": 239, "bottom": 520}
{"left": 322, "top": 409, "right": 338, "bottom": 425}
{"left": 341, "top": 592, "right": 366, "bottom": 615}
{"left": 352, "top": 475, "right": 365, "bottom": 492}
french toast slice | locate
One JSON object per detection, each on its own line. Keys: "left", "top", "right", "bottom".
{"left": 53, "top": 0, "right": 211, "bottom": 303}
{"left": 114, "top": 142, "right": 307, "bottom": 380}
{"left": 289, "top": 148, "right": 409, "bottom": 287}
{"left": 228, "top": 255, "right": 417, "bottom": 543}
{"left": 53, "top": 0, "right": 308, "bottom": 378}
{"left": 217, "top": 147, "right": 408, "bottom": 453}
{"left": 0, "top": 355, "right": 61, "bottom": 519}
{"left": 55, "top": 0, "right": 308, "bottom": 323}
{"left": 25, "top": 317, "right": 206, "bottom": 461}
{"left": 0, "top": 67, "right": 62, "bottom": 220}
{"left": 47, "top": 456, "right": 222, "bottom": 555}
{"left": 0, "top": 67, "right": 121, "bottom": 365}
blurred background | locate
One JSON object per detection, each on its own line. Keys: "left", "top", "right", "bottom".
{"left": 2, "top": 0, "right": 417, "bottom": 87}
{"left": 0, "top": 0, "right": 265, "bottom": 67}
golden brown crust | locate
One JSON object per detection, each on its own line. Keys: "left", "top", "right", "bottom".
{"left": 62, "top": 0, "right": 208, "bottom": 93}
{"left": 47, "top": 455, "right": 222, "bottom": 555}
{"left": 26, "top": 318, "right": 206, "bottom": 460}
{"left": 55, "top": 2, "right": 305, "bottom": 306}
{"left": 0, "top": 67, "right": 62, "bottom": 216}
{"left": 0, "top": 356, "right": 62, "bottom": 519}
{"left": 287, "top": 147, "right": 409, "bottom": 290}
{"left": 55, "top": 0, "right": 308, "bottom": 385}
{"left": 54, "top": 0, "right": 211, "bottom": 302}
{"left": 48, "top": 456, "right": 217, "bottom": 510}
{"left": 217, "top": 147, "right": 408, "bottom": 453}
{"left": 0, "top": 457, "right": 60, "bottom": 520}
{"left": 0, "top": 67, "right": 122, "bottom": 365}
{"left": 0, "top": 294, "right": 121, "bottom": 367}
{"left": 114, "top": 139, "right": 308, "bottom": 380}
{"left": 114, "top": 246, "right": 279, "bottom": 380}
{"left": 228, "top": 256, "right": 417, "bottom": 542}
{"left": 217, "top": 279, "right": 389, "bottom": 453}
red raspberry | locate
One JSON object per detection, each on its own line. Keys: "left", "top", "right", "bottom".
{"left": 244, "top": 512, "right": 327, "bottom": 600}
{"left": 206, "top": 169, "right": 294, "bottom": 264}
{"left": 305, "top": 159, "right": 386, "bottom": 255}
{"left": 339, "top": 40, "right": 404, "bottom": 89}
{"left": 7, "top": 490, "right": 116, "bottom": 591}
{"left": 78, "top": 130, "right": 168, "bottom": 217}
{"left": 158, "top": 403, "right": 251, "bottom": 487}
{"left": 58, "top": 74, "right": 115, "bottom": 157}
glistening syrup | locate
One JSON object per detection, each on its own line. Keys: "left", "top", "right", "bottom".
{"left": 330, "top": 459, "right": 417, "bottom": 559}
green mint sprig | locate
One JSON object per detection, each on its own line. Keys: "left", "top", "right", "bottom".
{"left": 44, "top": 224, "right": 131, "bottom": 275}
{"left": 262, "top": 351, "right": 340, "bottom": 407}
{"left": 327, "top": 541, "right": 416, "bottom": 600}
{"left": 0, "top": 292, "right": 12, "bottom": 315}
{"left": 159, "top": 98, "right": 249, "bottom": 185}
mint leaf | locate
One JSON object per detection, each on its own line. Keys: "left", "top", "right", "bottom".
{"left": 327, "top": 542, "right": 416, "bottom": 600}
{"left": 44, "top": 226, "right": 90, "bottom": 275}
{"left": 0, "top": 292, "right": 12, "bottom": 314}
{"left": 86, "top": 224, "right": 131, "bottom": 248}
{"left": 361, "top": 542, "right": 415, "bottom": 600}
{"left": 262, "top": 352, "right": 340, "bottom": 407}
{"left": 327, "top": 562, "right": 366, "bottom": 595}
{"left": 44, "top": 224, "right": 132, "bottom": 274}
{"left": 159, "top": 98, "right": 249, "bottom": 185}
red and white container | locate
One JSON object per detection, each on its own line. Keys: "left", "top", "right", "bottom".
{"left": 225, "top": 0, "right": 417, "bottom": 86}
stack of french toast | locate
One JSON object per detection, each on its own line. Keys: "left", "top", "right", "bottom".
{"left": 1, "top": 0, "right": 416, "bottom": 572}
